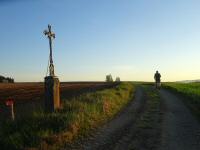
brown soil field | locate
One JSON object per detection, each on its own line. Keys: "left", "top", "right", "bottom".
{"left": 0, "top": 82, "right": 117, "bottom": 120}
{"left": 0, "top": 82, "right": 116, "bottom": 103}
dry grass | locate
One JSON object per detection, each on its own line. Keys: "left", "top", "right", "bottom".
{"left": 0, "top": 82, "right": 134, "bottom": 150}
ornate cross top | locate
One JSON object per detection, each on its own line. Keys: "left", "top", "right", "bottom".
{"left": 44, "top": 24, "right": 56, "bottom": 76}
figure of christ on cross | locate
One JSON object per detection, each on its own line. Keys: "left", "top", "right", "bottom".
{"left": 44, "top": 24, "right": 56, "bottom": 76}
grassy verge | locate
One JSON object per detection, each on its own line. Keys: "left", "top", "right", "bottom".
{"left": 0, "top": 82, "right": 134, "bottom": 150}
{"left": 163, "top": 82, "right": 200, "bottom": 120}
{"left": 129, "top": 85, "right": 162, "bottom": 150}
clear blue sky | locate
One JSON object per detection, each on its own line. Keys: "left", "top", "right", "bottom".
{"left": 0, "top": 0, "right": 200, "bottom": 82}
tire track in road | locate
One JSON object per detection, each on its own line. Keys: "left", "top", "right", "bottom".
{"left": 159, "top": 89, "right": 200, "bottom": 150}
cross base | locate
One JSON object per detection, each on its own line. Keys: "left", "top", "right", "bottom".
{"left": 44, "top": 76, "right": 60, "bottom": 112}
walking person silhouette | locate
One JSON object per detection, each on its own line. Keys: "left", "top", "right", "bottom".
{"left": 154, "top": 71, "right": 161, "bottom": 89}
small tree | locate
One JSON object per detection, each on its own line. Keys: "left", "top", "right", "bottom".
{"left": 106, "top": 74, "right": 113, "bottom": 82}
{"left": 115, "top": 77, "right": 120, "bottom": 82}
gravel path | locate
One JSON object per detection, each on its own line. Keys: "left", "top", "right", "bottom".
{"left": 71, "top": 86, "right": 200, "bottom": 150}
{"left": 159, "top": 89, "right": 200, "bottom": 150}
{"left": 72, "top": 87, "right": 145, "bottom": 150}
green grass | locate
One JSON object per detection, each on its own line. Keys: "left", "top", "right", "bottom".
{"left": 0, "top": 82, "right": 135, "bottom": 150}
{"left": 163, "top": 82, "right": 200, "bottom": 120}
{"left": 128, "top": 85, "right": 162, "bottom": 150}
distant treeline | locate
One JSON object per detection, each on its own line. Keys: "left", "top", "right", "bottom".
{"left": 0, "top": 75, "right": 14, "bottom": 83}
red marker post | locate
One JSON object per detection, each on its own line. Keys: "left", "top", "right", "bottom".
{"left": 5, "top": 99, "right": 15, "bottom": 121}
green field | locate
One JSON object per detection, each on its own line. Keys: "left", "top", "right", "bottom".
{"left": 0, "top": 82, "right": 135, "bottom": 150}
{"left": 163, "top": 82, "right": 200, "bottom": 119}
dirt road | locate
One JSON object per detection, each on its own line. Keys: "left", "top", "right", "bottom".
{"left": 159, "top": 89, "right": 200, "bottom": 150}
{"left": 71, "top": 85, "right": 161, "bottom": 150}
{"left": 71, "top": 85, "right": 200, "bottom": 150}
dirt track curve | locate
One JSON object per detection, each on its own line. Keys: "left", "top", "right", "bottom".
{"left": 71, "top": 86, "right": 146, "bottom": 150}
{"left": 70, "top": 86, "right": 200, "bottom": 150}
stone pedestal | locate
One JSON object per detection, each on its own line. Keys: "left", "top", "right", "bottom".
{"left": 44, "top": 76, "right": 60, "bottom": 112}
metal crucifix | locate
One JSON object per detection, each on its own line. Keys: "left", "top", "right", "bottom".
{"left": 44, "top": 24, "right": 56, "bottom": 76}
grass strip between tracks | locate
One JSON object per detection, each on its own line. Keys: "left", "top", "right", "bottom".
{"left": 0, "top": 82, "right": 134, "bottom": 150}
{"left": 128, "top": 85, "right": 162, "bottom": 150}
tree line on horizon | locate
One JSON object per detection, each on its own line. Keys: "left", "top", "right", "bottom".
{"left": 0, "top": 75, "right": 14, "bottom": 83}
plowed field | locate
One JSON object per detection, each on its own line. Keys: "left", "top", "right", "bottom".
{"left": 0, "top": 82, "right": 117, "bottom": 119}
